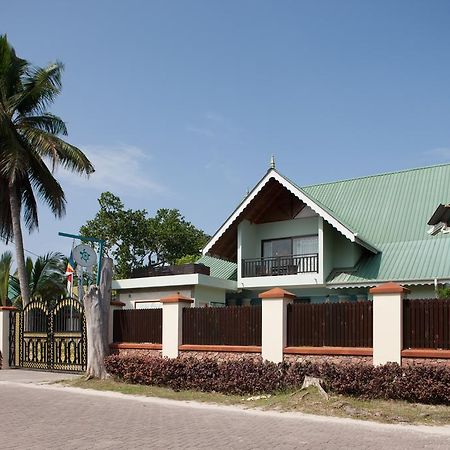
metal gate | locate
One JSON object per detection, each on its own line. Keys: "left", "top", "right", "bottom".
{"left": 9, "top": 298, "right": 87, "bottom": 372}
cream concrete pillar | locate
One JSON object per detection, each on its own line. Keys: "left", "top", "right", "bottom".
{"left": 0, "top": 307, "right": 16, "bottom": 369}
{"left": 109, "top": 300, "right": 125, "bottom": 345}
{"left": 369, "top": 282, "right": 410, "bottom": 366}
{"left": 161, "top": 293, "right": 193, "bottom": 358}
{"left": 259, "top": 288, "right": 295, "bottom": 363}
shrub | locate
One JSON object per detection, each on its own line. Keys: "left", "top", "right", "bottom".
{"left": 104, "top": 354, "right": 450, "bottom": 405}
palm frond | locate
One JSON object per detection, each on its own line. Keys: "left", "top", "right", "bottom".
{"left": 21, "top": 127, "right": 94, "bottom": 174}
{"left": 15, "top": 61, "right": 63, "bottom": 115}
{"left": 17, "top": 113, "right": 68, "bottom": 136}
{"left": 27, "top": 150, "right": 66, "bottom": 219}
{"left": 0, "top": 35, "right": 27, "bottom": 108}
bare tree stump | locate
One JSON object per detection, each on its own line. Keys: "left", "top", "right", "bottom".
{"left": 301, "top": 376, "right": 329, "bottom": 400}
{"left": 84, "top": 258, "right": 113, "bottom": 379}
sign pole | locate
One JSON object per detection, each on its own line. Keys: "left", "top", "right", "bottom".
{"left": 58, "top": 232, "right": 105, "bottom": 285}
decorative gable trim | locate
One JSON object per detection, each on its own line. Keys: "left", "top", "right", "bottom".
{"left": 203, "top": 169, "right": 378, "bottom": 256}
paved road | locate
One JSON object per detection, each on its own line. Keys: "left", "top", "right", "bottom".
{"left": 1, "top": 370, "right": 450, "bottom": 449}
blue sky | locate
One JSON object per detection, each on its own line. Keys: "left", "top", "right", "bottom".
{"left": 1, "top": 0, "right": 450, "bottom": 260}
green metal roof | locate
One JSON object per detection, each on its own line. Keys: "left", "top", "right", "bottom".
{"left": 300, "top": 163, "right": 450, "bottom": 285}
{"left": 197, "top": 255, "right": 237, "bottom": 281}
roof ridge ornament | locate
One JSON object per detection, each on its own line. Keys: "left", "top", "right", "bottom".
{"left": 270, "top": 155, "right": 275, "bottom": 170}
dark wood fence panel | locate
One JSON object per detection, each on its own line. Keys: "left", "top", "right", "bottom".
{"left": 403, "top": 299, "right": 450, "bottom": 349}
{"left": 113, "top": 309, "right": 162, "bottom": 343}
{"left": 182, "top": 306, "right": 262, "bottom": 346}
{"left": 287, "top": 301, "right": 373, "bottom": 347}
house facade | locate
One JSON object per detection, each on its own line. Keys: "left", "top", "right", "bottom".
{"left": 113, "top": 162, "right": 450, "bottom": 306}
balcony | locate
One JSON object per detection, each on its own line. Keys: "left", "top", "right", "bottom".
{"left": 242, "top": 254, "right": 319, "bottom": 278}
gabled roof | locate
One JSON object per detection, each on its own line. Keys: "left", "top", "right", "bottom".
{"left": 203, "top": 169, "right": 378, "bottom": 257}
{"left": 302, "top": 163, "right": 450, "bottom": 285}
{"left": 203, "top": 162, "right": 450, "bottom": 286}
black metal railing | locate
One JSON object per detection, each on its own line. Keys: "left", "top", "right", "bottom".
{"left": 242, "top": 254, "right": 319, "bottom": 277}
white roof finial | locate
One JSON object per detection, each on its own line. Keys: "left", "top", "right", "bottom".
{"left": 270, "top": 155, "right": 275, "bottom": 170}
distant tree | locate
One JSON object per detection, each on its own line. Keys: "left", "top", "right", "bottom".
{"left": 80, "top": 192, "right": 209, "bottom": 278}
{"left": 80, "top": 192, "right": 149, "bottom": 279}
{"left": 0, "top": 35, "right": 94, "bottom": 306}
{"left": 147, "top": 208, "right": 209, "bottom": 266}
{"left": 0, "top": 251, "right": 13, "bottom": 306}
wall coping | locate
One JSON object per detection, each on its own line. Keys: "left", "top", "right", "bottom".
{"left": 401, "top": 348, "right": 450, "bottom": 359}
{"left": 284, "top": 346, "right": 373, "bottom": 356}
{"left": 160, "top": 293, "right": 194, "bottom": 304}
{"left": 110, "top": 300, "right": 125, "bottom": 307}
{"left": 259, "top": 287, "right": 296, "bottom": 299}
{"left": 369, "top": 282, "right": 410, "bottom": 294}
{"left": 179, "top": 344, "right": 261, "bottom": 353}
{"left": 110, "top": 343, "right": 162, "bottom": 350}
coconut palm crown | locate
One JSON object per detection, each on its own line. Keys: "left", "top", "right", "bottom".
{"left": 0, "top": 35, "right": 94, "bottom": 306}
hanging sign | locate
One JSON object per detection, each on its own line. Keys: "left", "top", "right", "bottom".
{"left": 73, "top": 243, "right": 97, "bottom": 267}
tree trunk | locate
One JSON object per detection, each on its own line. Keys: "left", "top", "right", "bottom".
{"left": 84, "top": 257, "right": 112, "bottom": 379}
{"left": 8, "top": 182, "right": 30, "bottom": 306}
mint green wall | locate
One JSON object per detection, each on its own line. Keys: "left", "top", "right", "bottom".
{"left": 322, "top": 222, "right": 335, "bottom": 279}
{"left": 239, "top": 220, "right": 259, "bottom": 260}
{"left": 239, "top": 217, "right": 319, "bottom": 260}
{"left": 323, "top": 222, "right": 363, "bottom": 272}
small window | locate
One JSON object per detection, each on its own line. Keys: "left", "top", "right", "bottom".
{"left": 293, "top": 236, "right": 318, "bottom": 255}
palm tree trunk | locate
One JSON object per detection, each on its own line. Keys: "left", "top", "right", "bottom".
{"left": 8, "top": 182, "right": 31, "bottom": 306}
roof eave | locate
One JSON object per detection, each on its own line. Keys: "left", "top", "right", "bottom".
{"left": 203, "top": 169, "right": 377, "bottom": 256}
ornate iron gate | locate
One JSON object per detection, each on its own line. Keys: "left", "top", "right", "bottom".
{"left": 9, "top": 298, "right": 87, "bottom": 372}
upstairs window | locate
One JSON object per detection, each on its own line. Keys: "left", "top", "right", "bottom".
{"left": 262, "top": 235, "right": 318, "bottom": 257}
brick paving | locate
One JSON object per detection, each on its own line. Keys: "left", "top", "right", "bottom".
{"left": 0, "top": 370, "right": 449, "bottom": 449}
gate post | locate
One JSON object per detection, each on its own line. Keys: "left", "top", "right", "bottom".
{"left": 161, "top": 293, "right": 193, "bottom": 358}
{"left": 0, "top": 307, "right": 16, "bottom": 369}
{"left": 370, "top": 282, "right": 409, "bottom": 366}
{"left": 259, "top": 288, "right": 295, "bottom": 363}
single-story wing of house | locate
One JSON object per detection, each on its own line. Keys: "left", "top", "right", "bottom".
{"left": 113, "top": 161, "right": 450, "bottom": 307}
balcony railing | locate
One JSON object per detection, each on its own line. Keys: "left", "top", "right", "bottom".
{"left": 242, "top": 254, "right": 319, "bottom": 278}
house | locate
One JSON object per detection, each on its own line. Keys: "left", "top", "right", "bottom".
{"left": 113, "top": 161, "right": 450, "bottom": 307}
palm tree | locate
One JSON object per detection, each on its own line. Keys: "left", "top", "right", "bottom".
{"left": 0, "top": 251, "right": 13, "bottom": 306}
{"left": 9, "top": 252, "right": 67, "bottom": 306}
{"left": 0, "top": 35, "right": 94, "bottom": 306}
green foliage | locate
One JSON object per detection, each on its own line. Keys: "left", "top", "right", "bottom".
{"left": 0, "top": 34, "right": 94, "bottom": 240}
{"left": 0, "top": 251, "right": 13, "bottom": 306}
{"left": 437, "top": 286, "right": 450, "bottom": 299}
{"left": 9, "top": 252, "right": 67, "bottom": 306}
{"left": 80, "top": 192, "right": 209, "bottom": 279}
{"left": 175, "top": 254, "right": 200, "bottom": 265}
{"left": 0, "top": 34, "right": 94, "bottom": 305}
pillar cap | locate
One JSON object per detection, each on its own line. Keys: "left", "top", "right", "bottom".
{"left": 369, "top": 282, "right": 410, "bottom": 294}
{"left": 0, "top": 306, "right": 17, "bottom": 311}
{"left": 259, "top": 287, "right": 296, "bottom": 299}
{"left": 160, "top": 293, "right": 194, "bottom": 304}
{"left": 110, "top": 300, "right": 125, "bottom": 307}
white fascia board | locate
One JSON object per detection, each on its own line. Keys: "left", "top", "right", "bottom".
{"left": 197, "top": 274, "right": 237, "bottom": 291}
{"left": 203, "top": 169, "right": 375, "bottom": 255}
{"left": 112, "top": 273, "right": 238, "bottom": 292}
{"left": 112, "top": 274, "right": 200, "bottom": 290}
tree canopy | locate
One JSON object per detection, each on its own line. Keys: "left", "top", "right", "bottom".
{"left": 0, "top": 35, "right": 94, "bottom": 305}
{"left": 80, "top": 192, "right": 209, "bottom": 278}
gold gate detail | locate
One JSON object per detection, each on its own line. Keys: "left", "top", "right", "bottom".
{"left": 9, "top": 298, "right": 87, "bottom": 372}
